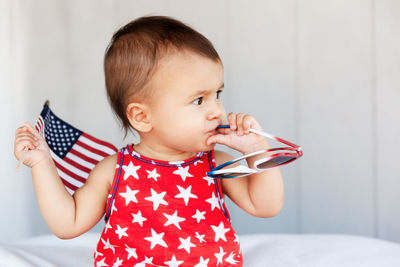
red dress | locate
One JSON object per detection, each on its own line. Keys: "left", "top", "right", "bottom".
{"left": 94, "top": 144, "right": 243, "bottom": 266}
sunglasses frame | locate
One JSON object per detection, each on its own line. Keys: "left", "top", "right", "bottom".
{"left": 207, "top": 125, "right": 303, "bottom": 179}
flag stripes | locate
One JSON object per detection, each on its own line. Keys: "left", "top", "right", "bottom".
{"left": 34, "top": 103, "right": 118, "bottom": 194}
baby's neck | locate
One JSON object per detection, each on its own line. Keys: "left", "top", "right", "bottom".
{"left": 133, "top": 142, "right": 197, "bottom": 162}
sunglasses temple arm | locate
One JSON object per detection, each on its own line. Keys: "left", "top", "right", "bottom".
{"left": 249, "top": 128, "right": 301, "bottom": 150}
{"left": 217, "top": 125, "right": 302, "bottom": 153}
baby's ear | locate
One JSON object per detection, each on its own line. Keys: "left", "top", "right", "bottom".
{"left": 126, "top": 103, "right": 152, "bottom": 133}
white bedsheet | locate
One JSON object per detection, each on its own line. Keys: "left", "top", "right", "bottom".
{"left": 1, "top": 233, "right": 400, "bottom": 266}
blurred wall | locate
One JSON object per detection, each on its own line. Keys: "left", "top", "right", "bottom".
{"left": 1, "top": 0, "right": 399, "bottom": 243}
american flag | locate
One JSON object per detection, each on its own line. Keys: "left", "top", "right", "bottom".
{"left": 34, "top": 102, "right": 118, "bottom": 194}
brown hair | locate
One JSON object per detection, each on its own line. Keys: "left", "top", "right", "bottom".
{"left": 104, "top": 16, "right": 221, "bottom": 137}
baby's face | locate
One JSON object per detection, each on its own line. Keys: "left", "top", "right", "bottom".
{"left": 145, "top": 50, "right": 226, "bottom": 154}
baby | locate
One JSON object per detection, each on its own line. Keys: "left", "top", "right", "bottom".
{"left": 14, "top": 16, "right": 284, "bottom": 266}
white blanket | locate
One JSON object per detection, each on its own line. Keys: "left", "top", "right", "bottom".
{"left": 1, "top": 233, "right": 400, "bottom": 266}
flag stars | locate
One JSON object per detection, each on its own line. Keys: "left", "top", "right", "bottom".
{"left": 175, "top": 185, "right": 198, "bottom": 206}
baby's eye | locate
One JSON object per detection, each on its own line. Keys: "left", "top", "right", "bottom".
{"left": 192, "top": 97, "right": 203, "bottom": 105}
{"left": 216, "top": 90, "right": 223, "bottom": 99}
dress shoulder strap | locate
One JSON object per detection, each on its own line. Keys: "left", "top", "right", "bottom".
{"left": 207, "top": 150, "right": 231, "bottom": 223}
{"left": 104, "top": 147, "right": 125, "bottom": 222}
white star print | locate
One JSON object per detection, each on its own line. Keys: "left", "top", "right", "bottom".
{"left": 104, "top": 219, "right": 112, "bottom": 234}
{"left": 192, "top": 209, "right": 206, "bottom": 223}
{"left": 94, "top": 250, "right": 103, "bottom": 259}
{"left": 214, "top": 246, "right": 227, "bottom": 265}
{"left": 125, "top": 244, "right": 137, "bottom": 259}
{"left": 164, "top": 255, "right": 184, "bottom": 267}
{"left": 144, "top": 188, "right": 168, "bottom": 210}
{"left": 111, "top": 201, "right": 118, "bottom": 215}
{"left": 164, "top": 210, "right": 186, "bottom": 230}
{"left": 96, "top": 257, "right": 108, "bottom": 267}
{"left": 202, "top": 176, "right": 215, "bottom": 186}
{"left": 143, "top": 256, "right": 154, "bottom": 264}
{"left": 122, "top": 161, "right": 140, "bottom": 180}
{"left": 195, "top": 232, "right": 205, "bottom": 243}
{"left": 146, "top": 168, "right": 161, "bottom": 181}
{"left": 175, "top": 185, "right": 198, "bottom": 206}
{"left": 173, "top": 166, "right": 193, "bottom": 181}
{"left": 234, "top": 233, "right": 240, "bottom": 243}
{"left": 205, "top": 192, "right": 220, "bottom": 210}
{"left": 112, "top": 257, "right": 123, "bottom": 267}
{"left": 144, "top": 228, "right": 168, "bottom": 249}
{"left": 211, "top": 221, "right": 230, "bottom": 242}
{"left": 193, "top": 159, "right": 203, "bottom": 166}
{"left": 115, "top": 224, "right": 128, "bottom": 239}
{"left": 225, "top": 252, "right": 239, "bottom": 265}
{"left": 194, "top": 257, "right": 209, "bottom": 267}
{"left": 101, "top": 238, "right": 117, "bottom": 254}
{"left": 178, "top": 236, "right": 196, "bottom": 253}
{"left": 131, "top": 210, "right": 147, "bottom": 227}
{"left": 119, "top": 185, "right": 139, "bottom": 206}
{"left": 134, "top": 256, "right": 154, "bottom": 267}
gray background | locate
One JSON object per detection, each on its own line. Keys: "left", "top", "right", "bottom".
{"left": 1, "top": 0, "right": 399, "bottom": 244}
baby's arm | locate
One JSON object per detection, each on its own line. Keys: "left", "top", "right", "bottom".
{"left": 208, "top": 113, "right": 285, "bottom": 218}
{"left": 14, "top": 123, "right": 116, "bottom": 238}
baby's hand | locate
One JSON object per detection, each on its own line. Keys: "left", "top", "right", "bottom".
{"left": 14, "top": 123, "right": 51, "bottom": 168}
{"left": 207, "top": 112, "right": 270, "bottom": 154}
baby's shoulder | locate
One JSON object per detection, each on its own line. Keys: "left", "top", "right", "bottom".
{"left": 88, "top": 153, "right": 118, "bottom": 187}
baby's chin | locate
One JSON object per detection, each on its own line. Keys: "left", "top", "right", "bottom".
{"left": 201, "top": 140, "right": 217, "bottom": 152}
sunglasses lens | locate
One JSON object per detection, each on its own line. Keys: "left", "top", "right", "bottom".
{"left": 257, "top": 156, "right": 296, "bottom": 169}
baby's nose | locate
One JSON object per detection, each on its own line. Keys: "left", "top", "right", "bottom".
{"left": 207, "top": 103, "right": 224, "bottom": 120}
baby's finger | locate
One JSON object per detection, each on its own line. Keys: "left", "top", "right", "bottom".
{"left": 24, "top": 122, "right": 43, "bottom": 140}
{"left": 14, "top": 142, "right": 32, "bottom": 161}
{"left": 16, "top": 137, "right": 37, "bottom": 151}
{"left": 242, "top": 115, "right": 255, "bottom": 134}
{"left": 15, "top": 134, "right": 38, "bottom": 147}
{"left": 236, "top": 113, "right": 245, "bottom": 135}
{"left": 227, "top": 112, "right": 237, "bottom": 130}
{"left": 15, "top": 125, "right": 28, "bottom": 135}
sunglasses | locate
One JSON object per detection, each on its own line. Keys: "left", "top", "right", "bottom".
{"left": 207, "top": 125, "right": 303, "bottom": 179}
